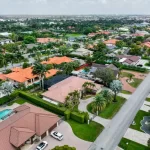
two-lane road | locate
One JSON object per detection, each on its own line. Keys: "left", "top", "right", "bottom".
{"left": 89, "top": 73, "right": 150, "bottom": 150}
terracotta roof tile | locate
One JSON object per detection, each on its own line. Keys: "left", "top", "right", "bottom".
{"left": 42, "top": 56, "right": 72, "bottom": 65}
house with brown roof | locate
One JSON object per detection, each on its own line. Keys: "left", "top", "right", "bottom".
{"left": 42, "top": 76, "right": 101, "bottom": 105}
{"left": 143, "top": 42, "right": 150, "bottom": 48}
{"left": 37, "top": 38, "right": 61, "bottom": 44}
{"left": 5, "top": 67, "right": 58, "bottom": 88}
{"left": 0, "top": 103, "right": 59, "bottom": 150}
{"left": 117, "top": 55, "right": 141, "bottom": 65}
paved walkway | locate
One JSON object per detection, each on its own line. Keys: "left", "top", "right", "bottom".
{"left": 78, "top": 97, "right": 110, "bottom": 127}
{"left": 0, "top": 103, "right": 20, "bottom": 111}
{"left": 140, "top": 101, "right": 150, "bottom": 112}
{"left": 124, "top": 128, "right": 150, "bottom": 146}
{"left": 120, "top": 77, "right": 135, "bottom": 93}
{"left": 118, "top": 93, "right": 131, "bottom": 99}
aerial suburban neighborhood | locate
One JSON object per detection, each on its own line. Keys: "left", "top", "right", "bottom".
{"left": 0, "top": 1, "right": 150, "bottom": 150}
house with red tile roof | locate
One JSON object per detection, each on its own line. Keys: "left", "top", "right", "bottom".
{"left": 42, "top": 76, "right": 101, "bottom": 105}
{"left": 42, "top": 56, "right": 72, "bottom": 65}
{"left": 37, "top": 38, "right": 61, "bottom": 44}
{"left": 5, "top": 67, "right": 58, "bottom": 88}
{"left": 104, "top": 39, "right": 119, "bottom": 46}
{"left": 143, "top": 42, "right": 150, "bottom": 48}
{"left": 117, "top": 55, "right": 141, "bottom": 65}
{"left": 0, "top": 103, "right": 59, "bottom": 150}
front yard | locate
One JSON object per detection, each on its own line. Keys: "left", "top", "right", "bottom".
{"left": 87, "top": 96, "right": 126, "bottom": 119}
{"left": 129, "top": 78, "right": 143, "bottom": 88}
{"left": 130, "top": 110, "right": 149, "bottom": 132}
{"left": 67, "top": 120, "right": 104, "bottom": 142}
{"left": 119, "top": 138, "right": 149, "bottom": 150}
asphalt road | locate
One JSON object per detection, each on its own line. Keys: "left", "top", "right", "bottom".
{"left": 88, "top": 73, "right": 150, "bottom": 150}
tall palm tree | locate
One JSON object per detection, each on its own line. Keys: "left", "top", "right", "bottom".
{"left": 92, "top": 94, "right": 106, "bottom": 115}
{"left": 32, "top": 63, "right": 48, "bottom": 89}
{"left": 0, "top": 54, "right": 7, "bottom": 71}
{"left": 101, "top": 89, "right": 113, "bottom": 104}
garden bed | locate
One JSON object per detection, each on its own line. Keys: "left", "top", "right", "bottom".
{"left": 87, "top": 96, "right": 126, "bottom": 119}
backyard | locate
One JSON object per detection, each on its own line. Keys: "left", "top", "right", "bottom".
{"left": 130, "top": 110, "right": 149, "bottom": 132}
{"left": 119, "top": 138, "right": 149, "bottom": 150}
{"left": 87, "top": 96, "right": 126, "bottom": 119}
{"left": 67, "top": 120, "right": 104, "bottom": 142}
{"left": 66, "top": 34, "right": 83, "bottom": 37}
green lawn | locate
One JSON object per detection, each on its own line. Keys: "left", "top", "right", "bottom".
{"left": 8, "top": 98, "right": 28, "bottom": 106}
{"left": 129, "top": 78, "right": 143, "bottom": 88}
{"left": 119, "top": 138, "right": 149, "bottom": 150}
{"left": 67, "top": 120, "right": 104, "bottom": 142}
{"left": 121, "top": 72, "right": 135, "bottom": 78}
{"left": 146, "top": 98, "right": 150, "bottom": 102}
{"left": 87, "top": 96, "right": 126, "bottom": 119}
{"left": 121, "top": 90, "right": 132, "bottom": 94}
{"left": 65, "top": 34, "right": 83, "bottom": 37}
{"left": 130, "top": 110, "right": 149, "bottom": 132}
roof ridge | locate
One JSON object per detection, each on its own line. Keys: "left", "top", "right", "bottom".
{"left": 12, "top": 126, "right": 35, "bottom": 133}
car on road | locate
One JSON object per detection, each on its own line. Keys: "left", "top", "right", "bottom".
{"left": 51, "top": 131, "right": 63, "bottom": 141}
{"left": 36, "top": 141, "right": 48, "bottom": 150}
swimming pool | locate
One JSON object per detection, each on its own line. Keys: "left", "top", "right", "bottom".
{"left": 0, "top": 109, "right": 13, "bottom": 120}
{"left": 80, "top": 69, "right": 89, "bottom": 75}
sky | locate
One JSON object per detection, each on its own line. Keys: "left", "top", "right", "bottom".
{"left": 0, "top": 0, "right": 150, "bottom": 15}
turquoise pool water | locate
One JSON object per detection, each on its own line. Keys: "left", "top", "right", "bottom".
{"left": 81, "top": 69, "right": 89, "bottom": 74}
{"left": 0, "top": 109, "right": 13, "bottom": 120}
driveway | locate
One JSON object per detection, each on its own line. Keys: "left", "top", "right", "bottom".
{"left": 78, "top": 98, "right": 110, "bottom": 127}
{"left": 29, "top": 121, "right": 92, "bottom": 150}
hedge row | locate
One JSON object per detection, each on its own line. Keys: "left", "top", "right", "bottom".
{"left": 113, "top": 62, "right": 147, "bottom": 73}
{"left": 18, "top": 91, "right": 89, "bottom": 124}
{"left": 0, "top": 91, "right": 19, "bottom": 105}
{"left": 66, "top": 54, "right": 86, "bottom": 60}
{"left": 18, "top": 91, "right": 66, "bottom": 115}
{"left": 64, "top": 110, "right": 89, "bottom": 124}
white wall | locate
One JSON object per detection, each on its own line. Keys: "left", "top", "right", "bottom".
{"left": 43, "top": 97, "right": 59, "bottom": 105}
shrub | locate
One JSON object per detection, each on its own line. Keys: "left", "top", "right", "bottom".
{"left": 52, "top": 145, "right": 76, "bottom": 150}
{"left": 70, "top": 112, "right": 85, "bottom": 124}
{"left": 84, "top": 112, "right": 89, "bottom": 123}
{"left": 0, "top": 91, "right": 18, "bottom": 105}
{"left": 64, "top": 109, "right": 71, "bottom": 120}
{"left": 18, "top": 91, "right": 66, "bottom": 115}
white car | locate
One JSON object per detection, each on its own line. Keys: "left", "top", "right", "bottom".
{"left": 36, "top": 141, "right": 48, "bottom": 150}
{"left": 51, "top": 131, "right": 63, "bottom": 141}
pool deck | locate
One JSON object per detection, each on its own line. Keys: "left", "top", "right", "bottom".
{"left": 0, "top": 103, "right": 20, "bottom": 122}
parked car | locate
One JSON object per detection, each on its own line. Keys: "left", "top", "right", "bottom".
{"left": 51, "top": 131, "right": 63, "bottom": 141}
{"left": 36, "top": 141, "right": 48, "bottom": 150}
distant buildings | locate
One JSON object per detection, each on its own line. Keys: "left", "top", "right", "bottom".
{"left": 71, "top": 48, "right": 93, "bottom": 56}
{"left": 0, "top": 39, "right": 13, "bottom": 45}
{"left": 0, "top": 32, "right": 11, "bottom": 37}
{"left": 117, "top": 55, "right": 141, "bottom": 65}
{"left": 37, "top": 38, "right": 61, "bottom": 44}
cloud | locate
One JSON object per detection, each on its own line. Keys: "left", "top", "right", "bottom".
{"left": 0, "top": 0, "right": 150, "bottom": 15}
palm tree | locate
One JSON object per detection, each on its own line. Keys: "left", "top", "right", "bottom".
{"left": 92, "top": 94, "right": 106, "bottom": 115}
{"left": 32, "top": 63, "right": 48, "bottom": 89}
{"left": 101, "top": 89, "right": 113, "bottom": 104}
{"left": 129, "top": 74, "right": 134, "bottom": 81}
{"left": 0, "top": 54, "right": 7, "bottom": 71}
